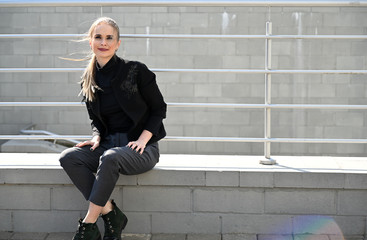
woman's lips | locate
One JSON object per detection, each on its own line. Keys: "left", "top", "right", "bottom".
{"left": 98, "top": 48, "right": 108, "bottom": 51}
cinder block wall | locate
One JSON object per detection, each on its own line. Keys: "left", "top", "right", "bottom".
{"left": 1, "top": 158, "right": 366, "bottom": 236}
{"left": 0, "top": 6, "right": 367, "bottom": 156}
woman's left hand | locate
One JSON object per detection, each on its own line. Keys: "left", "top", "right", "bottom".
{"left": 127, "top": 140, "right": 146, "bottom": 155}
{"left": 127, "top": 130, "right": 153, "bottom": 155}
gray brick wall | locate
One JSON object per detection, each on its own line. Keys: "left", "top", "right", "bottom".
{"left": 1, "top": 158, "right": 367, "bottom": 235}
{"left": 0, "top": 5, "right": 366, "bottom": 156}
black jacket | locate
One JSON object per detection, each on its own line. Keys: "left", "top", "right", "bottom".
{"left": 85, "top": 56, "right": 167, "bottom": 144}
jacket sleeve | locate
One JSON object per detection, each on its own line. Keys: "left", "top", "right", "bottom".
{"left": 137, "top": 63, "right": 167, "bottom": 136}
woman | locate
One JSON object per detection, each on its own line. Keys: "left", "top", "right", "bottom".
{"left": 59, "top": 17, "right": 166, "bottom": 240}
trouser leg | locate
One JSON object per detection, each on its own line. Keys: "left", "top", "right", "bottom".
{"left": 59, "top": 145, "right": 106, "bottom": 201}
{"left": 89, "top": 142, "right": 160, "bottom": 206}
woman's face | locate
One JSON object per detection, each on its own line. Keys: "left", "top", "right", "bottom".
{"left": 90, "top": 22, "right": 121, "bottom": 65}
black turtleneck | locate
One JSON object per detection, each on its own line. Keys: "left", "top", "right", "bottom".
{"left": 96, "top": 56, "right": 133, "bottom": 134}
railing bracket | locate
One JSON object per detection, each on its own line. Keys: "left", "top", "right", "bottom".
{"left": 260, "top": 158, "right": 277, "bottom": 165}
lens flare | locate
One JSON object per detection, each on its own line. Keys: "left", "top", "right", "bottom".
{"left": 293, "top": 215, "right": 344, "bottom": 239}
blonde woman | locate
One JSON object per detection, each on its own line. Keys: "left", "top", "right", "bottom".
{"left": 59, "top": 17, "right": 166, "bottom": 240}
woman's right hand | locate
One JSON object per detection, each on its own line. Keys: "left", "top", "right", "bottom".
{"left": 75, "top": 135, "right": 101, "bottom": 151}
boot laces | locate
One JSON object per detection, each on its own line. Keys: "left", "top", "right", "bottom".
{"left": 104, "top": 214, "right": 116, "bottom": 236}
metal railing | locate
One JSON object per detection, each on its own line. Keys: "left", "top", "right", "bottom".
{"left": 1, "top": 0, "right": 367, "bottom": 7}
{"left": 19, "top": 124, "right": 80, "bottom": 145}
{"left": 1, "top": 0, "right": 367, "bottom": 164}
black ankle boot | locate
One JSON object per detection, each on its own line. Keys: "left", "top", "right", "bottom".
{"left": 73, "top": 219, "right": 101, "bottom": 240}
{"left": 101, "top": 200, "right": 128, "bottom": 240}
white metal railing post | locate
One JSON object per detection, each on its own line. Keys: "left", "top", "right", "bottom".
{"left": 260, "top": 21, "right": 276, "bottom": 165}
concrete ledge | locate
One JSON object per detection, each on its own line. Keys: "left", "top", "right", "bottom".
{"left": 0, "top": 153, "right": 367, "bottom": 237}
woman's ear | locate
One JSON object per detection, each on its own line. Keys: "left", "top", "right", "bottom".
{"left": 116, "top": 39, "right": 121, "bottom": 51}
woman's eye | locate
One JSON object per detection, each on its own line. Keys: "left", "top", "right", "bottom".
{"left": 107, "top": 36, "right": 113, "bottom": 40}
{"left": 95, "top": 36, "right": 101, "bottom": 39}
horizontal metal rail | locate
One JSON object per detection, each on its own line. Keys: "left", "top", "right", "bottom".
{"left": 20, "top": 128, "right": 80, "bottom": 145}
{"left": 169, "top": 103, "right": 367, "bottom": 110}
{"left": 2, "top": 102, "right": 367, "bottom": 110}
{"left": 166, "top": 137, "right": 367, "bottom": 144}
{"left": 0, "top": 102, "right": 85, "bottom": 107}
{"left": 2, "top": 68, "right": 367, "bottom": 74}
{"left": 1, "top": 33, "right": 367, "bottom": 40}
{"left": 1, "top": 135, "right": 367, "bottom": 144}
{"left": 1, "top": 0, "right": 367, "bottom": 7}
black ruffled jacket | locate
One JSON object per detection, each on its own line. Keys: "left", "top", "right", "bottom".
{"left": 84, "top": 56, "right": 167, "bottom": 145}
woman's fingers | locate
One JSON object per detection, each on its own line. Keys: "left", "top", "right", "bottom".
{"left": 75, "top": 141, "right": 89, "bottom": 148}
{"left": 90, "top": 141, "right": 100, "bottom": 152}
{"left": 127, "top": 141, "right": 145, "bottom": 155}
{"left": 75, "top": 140, "right": 99, "bottom": 151}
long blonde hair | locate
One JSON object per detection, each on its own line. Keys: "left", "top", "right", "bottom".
{"left": 80, "top": 17, "right": 120, "bottom": 102}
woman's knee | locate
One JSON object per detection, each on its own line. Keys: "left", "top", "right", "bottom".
{"left": 99, "top": 148, "right": 121, "bottom": 169}
{"left": 59, "top": 147, "right": 79, "bottom": 168}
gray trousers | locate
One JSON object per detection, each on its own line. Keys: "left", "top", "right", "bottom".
{"left": 59, "top": 133, "right": 159, "bottom": 206}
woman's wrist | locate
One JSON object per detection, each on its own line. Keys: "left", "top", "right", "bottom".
{"left": 138, "top": 130, "right": 153, "bottom": 145}
{"left": 92, "top": 135, "right": 101, "bottom": 143}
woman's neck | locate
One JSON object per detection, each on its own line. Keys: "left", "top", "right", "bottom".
{"left": 96, "top": 56, "right": 113, "bottom": 68}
